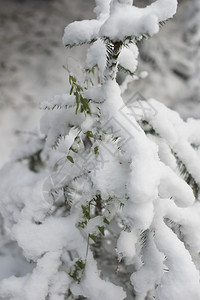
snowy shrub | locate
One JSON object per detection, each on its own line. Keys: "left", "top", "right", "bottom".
{"left": 1, "top": 0, "right": 200, "bottom": 299}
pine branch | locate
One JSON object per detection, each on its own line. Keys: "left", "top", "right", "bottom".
{"left": 173, "top": 151, "right": 199, "bottom": 199}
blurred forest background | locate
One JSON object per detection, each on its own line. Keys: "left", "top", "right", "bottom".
{"left": 0, "top": 0, "right": 199, "bottom": 167}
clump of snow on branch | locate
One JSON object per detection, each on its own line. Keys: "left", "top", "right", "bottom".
{"left": 63, "top": 0, "right": 177, "bottom": 46}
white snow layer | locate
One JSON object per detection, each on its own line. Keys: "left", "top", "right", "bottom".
{"left": 86, "top": 41, "right": 138, "bottom": 80}
{"left": 63, "top": 0, "right": 177, "bottom": 45}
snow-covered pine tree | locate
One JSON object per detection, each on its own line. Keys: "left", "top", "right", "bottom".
{"left": 0, "top": 0, "right": 200, "bottom": 299}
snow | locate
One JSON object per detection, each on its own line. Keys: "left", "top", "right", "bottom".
{"left": 0, "top": 0, "right": 94, "bottom": 167}
{"left": 149, "top": 136, "right": 177, "bottom": 171}
{"left": 86, "top": 41, "right": 138, "bottom": 81}
{"left": 0, "top": 246, "right": 34, "bottom": 281}
{"left": 100, "top": 0, "right": 177, "bottom": 41}
{"left": 123, "top": 201, "right": 154, "bottom": 230}
{"left": 62, "top": 0, "right": 111, "bottom": 46}
{"left": 91, "top": 137, "right": 129, "bottom": 200}
{"left": 40, "top": 108, "right": 83, "bottom": 149}
{"left": 100, "top": 6, "right": 159, "bottom": 40}
{"left": 117, "top": 230, "right": 138, "bottom": 260}
{"left": 187, "top": 118, "right": 200, "bottom": 145}
{"left": 63, "top": 20, "right": 101, "bottom": 46}
{"left": 1, "top": 0, "right": 200, "bottom": 299}
{"left": 131, "top": 232, "right": 165, "bottom": 294}
{"left": 129, "top": 0, "right": 200, "bottom": 119}
{"left": 154, "top": 218, "right": 200, "bottom": 300}
{"left": 63, "top": 0, "right": 177, "bottom": 46}
{"left": 85, "top": 216, "right": 103, "bottom": 235}
{"left": 86, "top": 40, "right": 106, "bottom": 71}
{"left": 94, "top": 0, "right": 111, "bottom": 18}
{"left": 127, "top": 135, "right": 160, "bottom": 205}
{"left": 40, "top": 94, "right": 76, "bottom": 110}
{"left": 0, "top": 252, "right": 65, "bottom": 300}
{"left": 159, "top": 163, "right": 195, "bottom": 207}
{"left": 119, "top": 44, "right": 139, "bottom": 74}
{"left": 71, "top": 254, "right": 126, "bottom": 300}
{"left": 146, "top": 0, "right": 178, "bottom": 22}
{"left": 174, "top": 140, "right": 200, "bottom": 184}
{"left": 117, "top": 0, "right": 134, "bottom": 5}
{"left": 99, "top": 80, "right": 161, "bottom": 230}
{"left": 143, "top": 99, "right": 200, "bottom": 186}
{"left": 12, "top": 134, "right": 44, "bottom": 161}
{"left": 12, "top": 215, "right": 84, "bottom": 261}
{"left": 1, "top": 0, "right": 198, "bottom": 170}
{"left": 0, "top": 162, "right": 46, "bottom": 229}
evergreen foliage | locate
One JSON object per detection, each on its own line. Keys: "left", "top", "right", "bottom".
{"left": 0, "top": 1, "right": 200, "bottom": 299}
